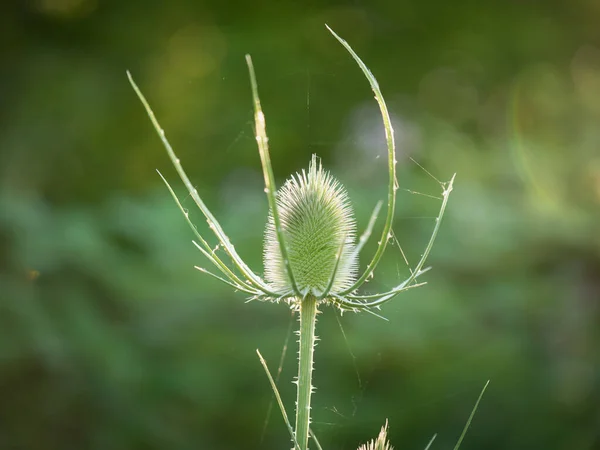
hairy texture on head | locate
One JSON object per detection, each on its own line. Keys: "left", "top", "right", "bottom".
{"left": 264, "top": 155, "right": 357, "bottom": 296}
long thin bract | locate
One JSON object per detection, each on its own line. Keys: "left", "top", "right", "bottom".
{"left": 317, "top": 234, "right": 347, "bottom": 300}
{"left": 127, "top": 71, "right": 275, "bottom": 296}
{"left": 353, "top": 200, "right": 383, "bottom": 258}
{"left": 424, "top": 434, "right": 437, "bottom": 450}
{"left": 331, "top": 174, "right": 453, "bottom": 311}
{"left": 347, "top": 175, "right": 454, "bottom": 308}
{"left": 245, "top": 56, "right": 301, "bottom": 297}
{"left": 256, "top": 350, "right": 301, "bottom": 450}
{"left": 453, "top": 380, "right": 490, "bottom": 450}
{"left": 326, "top": 26, "right": 398, "bottom": 296}
{"left": 157, "top": 170, "right": 261, "bottom": 294}
{"left": 309, "top": 428, "right": 324, "bottom": 450}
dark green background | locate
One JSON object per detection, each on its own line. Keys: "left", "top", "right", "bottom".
{"left": 1, "top": 1, "right": 599, "bottom": 449}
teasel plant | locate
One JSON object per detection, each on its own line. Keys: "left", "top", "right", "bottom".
{"left": 128, "top": 25, "right": 486, "bottom": 450}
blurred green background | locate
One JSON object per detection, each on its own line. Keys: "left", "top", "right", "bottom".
{"left": 1, "top": 1, "right": 600, "bottom": 449}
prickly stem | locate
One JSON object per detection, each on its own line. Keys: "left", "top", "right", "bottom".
{"left": 295, "top": 296, "right": 318, "bottom": 450}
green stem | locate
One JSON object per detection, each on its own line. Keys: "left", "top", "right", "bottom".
{"left": 295, "top": 295, "right": 318, "bottom": 450}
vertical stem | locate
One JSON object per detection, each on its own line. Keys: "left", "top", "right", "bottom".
{"left": 295, "top": 295, "right": 318, "bottom": 450}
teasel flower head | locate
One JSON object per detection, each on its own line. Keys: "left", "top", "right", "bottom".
{"left": 264, "top": 155, "right": 358, "bottom": 298}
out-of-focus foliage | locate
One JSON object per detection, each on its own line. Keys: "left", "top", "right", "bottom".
{"left": 1, "top": 1, "right": 599, "bottom": 449}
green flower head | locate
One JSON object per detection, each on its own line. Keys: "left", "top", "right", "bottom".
{"left": 264, "top": 155, "right": 357, "bottom": 297}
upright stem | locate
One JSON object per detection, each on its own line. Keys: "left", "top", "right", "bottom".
{"left": 295, "top": 295, "right": 318, "bottom": 450}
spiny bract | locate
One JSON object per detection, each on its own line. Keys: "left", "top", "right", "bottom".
{"left": 264, "top": 155, "right": 357, "bottom": 297}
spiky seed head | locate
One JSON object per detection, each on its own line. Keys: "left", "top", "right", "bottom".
{"left": 357, "top": 421, "right": 393, "bottom": 450}
{"left": 264, "top": 155, "right": 358, "bottom": 297}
